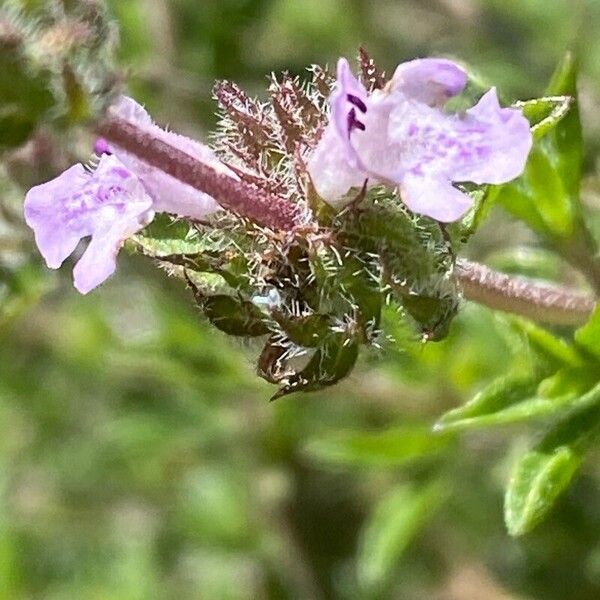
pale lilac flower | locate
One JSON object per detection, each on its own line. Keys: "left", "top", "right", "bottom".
{"left": 308, "top": 58, "right": 532, "bottom": 222}
{"left": 24, "top": 96, "right": 237, "bottom": 293}
{"left": 24, "top": 154, "right": 154, "bottom": 294}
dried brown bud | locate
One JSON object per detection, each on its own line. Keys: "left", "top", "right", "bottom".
{"left": 358, "top": 46, "right": 387, "bottom": 91}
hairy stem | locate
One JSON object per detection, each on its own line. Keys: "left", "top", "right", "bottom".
{"left": 456, "top": 258, "right": 595, "bottom": 325}
{"left": 96, "top": 116, "right": 303, "bottom": 231}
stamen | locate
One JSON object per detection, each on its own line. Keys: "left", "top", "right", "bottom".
{"left": 347, "top": 93, "right": 367, "bottom": 113}
{"left": 347, "top": 108, "right": 366, "bottom": 137}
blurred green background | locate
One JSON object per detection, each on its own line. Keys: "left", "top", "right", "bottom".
{"left": 3, "top": 0, "right": 600, "bottom": 598}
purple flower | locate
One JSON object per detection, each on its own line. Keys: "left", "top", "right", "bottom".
{"left": 308, "top": 58, "right": 532, "bottom": 222}
{"left": 24, "top": 96, "right": 237, "bottom": 293}
{"left": 24, "top": 155, "right": 154, "bottom": 294}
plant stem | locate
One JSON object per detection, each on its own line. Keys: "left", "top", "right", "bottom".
{"left": 96, "top": 116, "right": 303, "bottom": 231}
{"left": 456, "top": 258, "right": 595, "bottom": 326}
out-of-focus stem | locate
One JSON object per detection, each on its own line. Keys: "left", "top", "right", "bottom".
{"left": 96, "top": 116, "right": 303, "bottom": 231}
{"left": 456, "top": 258, "right": 595, "bottom": 326}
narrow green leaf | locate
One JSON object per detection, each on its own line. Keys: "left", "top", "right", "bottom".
{"left": 505, "top": 446, "right": 581, "bottom": 537}
{"left": 545, "top": 52, "right": 582, "bottom": 199}
{"left": 304, "top": 425, "right": 452, "bottom": 468}
{"left": 505, "top": 384, "right": 600, "bottom": 536}
{"left": 574, "top": 304, "right": 600, "bottom": 362}
{"left": 514, "top": 95, "right": 572, "bottom": 140}
{"left": 435, "top": 367, "right": 597, "bottom": 432}
{"left": 522, "top": 147, "right": 576, "bottom": 237}
{"left": 434, "top": 373, "right": 540, "bottom": 431}
{"left": 357, "top": 481, "right": 447, "bottom": 590}
{"left": 485, "top": 247, "right": 564, "bottom": 281}
{"left": 536, "top": 367, "right": 597, "bottom": 400}
{"left": 508, "top": 316, "right": 586, "bottom": 368}
{"left": 458, "top": 186, "right": 499, "bottom": 240}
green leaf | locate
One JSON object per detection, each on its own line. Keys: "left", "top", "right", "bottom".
{"left": 435, "top": 365, "right": 598, "bottom": 432}
{"left": 504, "top": 385, "right": 600, "bottom": 536}
{"left": 357, "top": 481, "right": 447, "bottom": 590}
{"left": 545, "top": 52, "right": 582, "bottom": 199}
{"left": 520, "top": 148, "right": 575, "bottom": 237}
{"left": 131, "top": 216, "right": 203, "bottom": 256}
{"left": 536, "top": 367, "right": 598, "bottom": 400}
{"left": 574, "top": 304, "right": 600, "bottom": 362}
{"left": 508, "top": 316, "right": 586, "bottom": 368}
{"left": 485, "top": 247, "right": 564, "bottom": 281}
{"left": 457, "top": 185, "right": 499, "bottom": 240}
{"left": 505, "top": 446, "right": 581, "bottom": 537}
{"left": 514, "top": 95, "right": 572, "bottom": 140}
{"left": 434, "top": 373, "right": 540, "bottom": 432}
{"left": 202, "top": 295, "right": 270, "bottom": 337}
{"left": 303, "top": 425, "right": 452, "bottom": 468}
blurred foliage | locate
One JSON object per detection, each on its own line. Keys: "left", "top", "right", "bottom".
{"left": 3, "top": 0, "right": 600, "bottom": 599}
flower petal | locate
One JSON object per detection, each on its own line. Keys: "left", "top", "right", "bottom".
{"left": 387, "top": 88, "right": 532, "bottom": 186}
{"left": 24, "top": 155, "right": 154, "bottom": 293}
{"left": 24, "top": 164, "right": 89, "bottom": 269}
{"left": 400, "top": 173, "right": 473, "bottom": 222}
{"left": 451, "top": 88, "right": 533, "bottom": 184}
{"left": 72, "top": 230, "right": 124, "bottom": 294}
{"left": 390, "top": 58, "right": 467, "bottom": 106}
{"left": 307, "top": 122, "right": 368, "bottom": 205}
{"left": 109, "top": 96, "right": 235, "bottom": 219}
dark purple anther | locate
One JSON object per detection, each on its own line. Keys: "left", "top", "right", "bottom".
{"left": 347, "top": 93, "right": 367, "bottom": 113}
{"left": 347, "top": 108, "right": 366, "bottom": 137}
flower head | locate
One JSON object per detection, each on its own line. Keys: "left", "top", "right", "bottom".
{"left": 24, "top": 96, "right": 236, "bottom": 293}
{"left": 308, "top": 58, "right": 532, "bottom": 222}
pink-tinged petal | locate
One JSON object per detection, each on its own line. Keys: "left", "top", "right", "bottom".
{"left": 400, "top": 174, "right": 473, "bottom": 222}
{"left": 330, "top": 58, "right": 369, "bottom": 169}
{"left": 307, "top": 123, "right": 368, "bottom": 205}
{"left": 451, "top": 88, "right": 533, "bottom": 184}
{"left": 390, "top": 58, "right": 467, "bottom": 106}
{"left": 109, "top": 96, "right": 236, "bottom": 219}
{"left": 24, "top": 155, "right": 154, "bottom": 293}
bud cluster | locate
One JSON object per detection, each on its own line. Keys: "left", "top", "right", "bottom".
{"left": 134, "top": 52, "right": 457, "bottom": 399}
{"left": 0, "top": 0, "right": 119, "bottom": 152}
